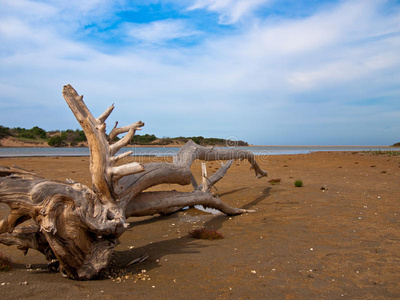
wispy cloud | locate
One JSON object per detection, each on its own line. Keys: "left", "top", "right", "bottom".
{"left": 123, "top": 19, "right": 202, "bottom": 44}
{"left": 188, "top": 0, "right": 271, "bottom": 24}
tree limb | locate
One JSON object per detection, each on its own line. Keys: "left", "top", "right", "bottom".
{"left": 125, "top": 190, "right": 254, "bottom": 217}
{"left": 109, "top": 121, "right": 145, "bottom": 144}
{"left": 62, "top": 85, "right": 145, "bottom": 204}
{"left": 175, "top": 140, "right": 268, "bottom": 178}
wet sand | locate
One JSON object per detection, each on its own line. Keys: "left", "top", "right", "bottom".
{"left": 1, "top": 151, "right": 400, "bottom": 299}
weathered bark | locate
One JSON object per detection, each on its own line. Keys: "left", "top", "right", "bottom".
{"left": 62, "top": 85, "right": 145, "bottom": 204}
{"left": 0, "top": 166, "right": 124, "bottom": 279}
{"left": 175, "top": 140, "right": 268, "bottom": 179}
{"left": 0, "top": 85, "right": 268, "bottom": 280}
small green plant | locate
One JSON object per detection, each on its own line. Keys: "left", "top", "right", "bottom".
{"left": 188, "top": 228, "right": 224, "bottom": 240}
{"left": 0, "top": 252, "right": 12, "bottom": 271}
{"left": 294, "top": 179, "right": 303, "bottom": 187}
{"left": 268, "top": 178, "right": 281, "bottom": 185}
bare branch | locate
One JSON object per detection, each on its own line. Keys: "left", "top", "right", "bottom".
{"left": 198, "top": 160, "right": 233, "bottom": 192}
{"left": 201, "top": 162, "right": 208, "bottom": 192}
{"left": 62, "top": 85, "right": 146, "bottom": 204}
{"left": 110, "top": 129, "right": 135, "bottom": 156}
{"left": 118, "top": 163, "right": 192, "bottom": 207}
{"left": 109, "top": 121, "right": 145, "bottom": 142}
{"left": 191, "top": 174, "right": 199, "bottom": 190}
{"left": 111, "top": 151, "right": 134, "bottom": 163}
{"left": 125, "top": 190, "right": 254, "bottom": 217}
{"left": 175, "top": 140, "right": 268, "bottom": 178}
{"left": 109, "top": 162, "right": 145, "bottom": 181}
{"left": 62, "top": 85, "right": 91, "bottom": 122}
{"left": 62, "top": 85, "right": 114, "bottom": 204}
{"left": 97, "top": 104, "right": 114, "bottom": 124}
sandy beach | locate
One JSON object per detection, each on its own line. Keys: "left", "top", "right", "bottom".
{"left": 1, "top": 151, "right": 400, "bottom": 299}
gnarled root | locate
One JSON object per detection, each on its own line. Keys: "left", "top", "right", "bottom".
{"left": 0, "top": 167, "right": 126, "bottom": 280}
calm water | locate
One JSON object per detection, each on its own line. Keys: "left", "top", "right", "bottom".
{"left": 0, "top": 146, "right": 399, "bottom": 157}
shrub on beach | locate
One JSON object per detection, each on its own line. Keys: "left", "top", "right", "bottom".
{"left": 268, "top": 178, "right": 281, "bottom": 185}
{"left": 188, "top": 228, "right": 224, "bottom": 240}
{"left": 294, "top": 179, "right": 303, "bottom": 187}
{"left": 0, "top": 251, "right": 12, "bottom": 271}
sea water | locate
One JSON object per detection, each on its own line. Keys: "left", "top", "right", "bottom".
{"left": 0, "top": 146, "right": 399, "bottom": 157}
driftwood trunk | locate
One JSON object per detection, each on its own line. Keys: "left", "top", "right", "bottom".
{"left": 0, "top": 85, "right": 268, "bottom": 280}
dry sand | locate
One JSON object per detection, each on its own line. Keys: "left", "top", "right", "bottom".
{"left": 0, "top": 151, "right": 400, "bottom": 299}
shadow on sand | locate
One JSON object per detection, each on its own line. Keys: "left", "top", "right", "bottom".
{"left": 111, "top": 187, "right": 271, "bottom": 275}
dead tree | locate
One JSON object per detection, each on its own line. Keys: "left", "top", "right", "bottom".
{"left": 0, "top": 85, "right": 268, "bottom": 280}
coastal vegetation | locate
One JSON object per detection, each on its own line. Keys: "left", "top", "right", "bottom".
{"left": 0, "top": 125, "right": 48, "bottom": 143}
{"left": 364, "top": 149, "right": 400, "bottom": 156}
{"left": 133, "top": 134, "right": 248, "bottom": 146}
{"left": 294, "top": 179, "right": 303, "bottom": 187}
{"left": 0, "top": 125, "right": 87, "bottom": 147}
{"left": 48, "top": 129, "right": 87, "bottom": 147}
{"left": 0, "top": 125, "right": 248, "bottom": 147}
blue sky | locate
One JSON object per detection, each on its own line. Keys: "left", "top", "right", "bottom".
{"left": 0, "top": 0, "right": 399, "bottom": 145}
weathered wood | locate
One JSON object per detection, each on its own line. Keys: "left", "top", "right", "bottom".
{"left": 62, "top": 85, "right": 145, "bottom": 205}
{"left": 175, "top": 140, "right": 268, "bottom": 178}
{"left": 0, "top": 85, "right": 268, "bottom": 280}
{"left": 0, "top": 166, "right": 125, "bottom": 279}
{"left": 125, "top": 190, "right": 254, "bottom": 217}
{"left": 198, "top": 160, "right": 234, "bottom": 192}
{"left": 201, "top": 163, "right": 208, "bottom": 192}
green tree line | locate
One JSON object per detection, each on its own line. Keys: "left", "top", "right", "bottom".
{"left": 0, "top": 125, "right": 87, "bottom": 147}
{"left": 132, "top": 134, "right": 248, "bottom": 146}
{"left": 0, "top": 125, "right": 249, "bottom": 147}
{"left": 48, "top": 129, "right": 87, "bottom": 147}
{"left": 0, "top": 125, "right": 47, "bottom": 140}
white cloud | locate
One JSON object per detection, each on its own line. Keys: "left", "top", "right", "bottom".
{"left": 47, "top": 0, "right": 119, "bottom": 21}
{"left": 195, "top": 0, "right": 400, "bottom": 93}
{"left": 124, "top": 19, "right": 201, "bottom": 44}
{"left": 0, "top": 0, "right": 57, "bottom": 19}
{"left": 234, "top": 1, "right": 385, "bottom": 57}
{"left": 0, "top": 17, "right": 31, "bottom": 38}
{"left": 287, "top": 50, "right": 400, "bottom": 91}
{"left": 188, "top": 0, "right": 271, "bottom": 24}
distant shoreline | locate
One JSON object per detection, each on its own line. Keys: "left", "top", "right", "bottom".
{"left": 250, "top": 145, "right": 394, "bottom": 148}
{"left": 1, "top": 133, "right": 396, "bottom": 149}
{"left": 0, "top": 144, "right": 396, "bottom": 148}
{"left": 1, "top": 145, "right": 399, "bottom": 159}
{"left": 0, "top": 139, "right": 395, "bottom": 149}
